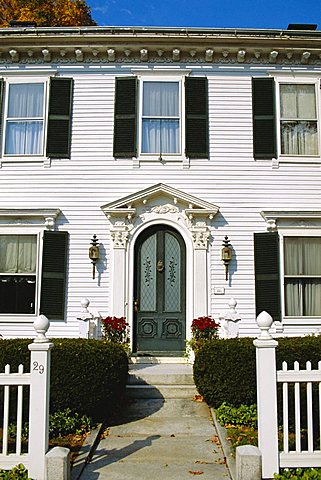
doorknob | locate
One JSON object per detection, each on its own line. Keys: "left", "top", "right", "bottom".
{"left": 157, "top": 260, "right": 164, "bottom": 272}
{"left": 133, "top": 299, "right": 139, "bottom": 312}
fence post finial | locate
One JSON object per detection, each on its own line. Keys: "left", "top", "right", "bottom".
{"left": 33, "top": 314, "right": 50, "bottom": 343}
{"left": 256, "top": 311, "right": 273, "bottom": 340}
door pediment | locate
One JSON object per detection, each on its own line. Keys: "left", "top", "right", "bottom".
{"left": 101, "top": 183, "right": 219, "bottom": 223}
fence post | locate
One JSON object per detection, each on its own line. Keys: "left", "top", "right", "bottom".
{"left": 253, "top": 311, "right": 279, "bottom": 479}
{"left": 28, "top": 315, "right": 54, "bottom": 480}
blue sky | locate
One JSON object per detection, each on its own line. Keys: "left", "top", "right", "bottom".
{"left": 87, "top": 0, "right": 321, "bottom": 30}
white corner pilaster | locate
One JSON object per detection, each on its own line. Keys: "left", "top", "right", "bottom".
{"left": 192, "top": 229, "right": 210, "bottom": 317}
{"left": 111, "top": 229, "right": 129, "bottom": 317}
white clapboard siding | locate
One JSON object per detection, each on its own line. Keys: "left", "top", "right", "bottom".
{"left": 1, "top": 64, "right": 321, "bottom": 338}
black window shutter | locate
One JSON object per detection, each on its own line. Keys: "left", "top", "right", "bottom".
{"left": 252, "top": 77, "right": 277, "bottom": 159}
{"left": 0, "top": 79, "right": 4, "bottom": 155}
{"left": 40, "top": 231, "right": 68, "bottom": 320}
{"left": 46, "top": 77, "right": 73, "bottom": 158}
{"left": 113, "top": 77, "right": 137, "bottom": 157}
{"left": 254, "top": 232, "right": 281, "bottom": 322}
{"left": 185, "top": 77, "right": 208, "bottom": 158}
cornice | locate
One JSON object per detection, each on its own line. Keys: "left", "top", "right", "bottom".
{"left": 0, "top": 27, "right": 321, "bottom": 66}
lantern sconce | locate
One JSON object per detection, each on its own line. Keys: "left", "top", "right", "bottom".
{"left": 89, "top": 234, "right": 100, "bottom": 279}
{"left": 221, "top": 236, "right": 232, "bottom": 281}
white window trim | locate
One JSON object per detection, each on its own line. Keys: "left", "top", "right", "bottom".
{"left": 261, "top": 210, "right": 321, "bottom": 326}
{"left": 280, "top": 228, "right": 321, "bottom": 325}
{"left": 136, "top": 73, "right": 187, "bottom": 164}
{"left": 1, "top": 76, "right": 50, "bottom": 163}
{"left": 0, "top": 208, "right": 60, "bottom": 323}
{"left": 274, "top": 75, "right": 321, "bottom": 163}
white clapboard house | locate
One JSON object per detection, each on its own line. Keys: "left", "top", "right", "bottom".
{"left": 0, "top": 23, "right": 321, "bottom": 353}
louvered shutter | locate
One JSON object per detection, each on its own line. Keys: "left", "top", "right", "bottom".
{"left": 252, "top": 77, "right": 277, "bottom": 159}
{"left": 113, "top": 77, "right": 137, "bottom": 157}
{"left": 0, "top": 79, "right": 4, "bottom": 154}
{"left": 185, "top": 77, "right": 208, "bottom": 158}
{"left": 254, "top": 232, "right": 281, "bottom": 322}
{"left": 40, "top": 231, "right": 68, "bottom": 320}
{"left": 46, "top": 78, "right": 73, "bottom": 158}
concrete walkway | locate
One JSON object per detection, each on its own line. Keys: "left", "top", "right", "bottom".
{"left": 80, "top": 363, "right": 232, "bottom": 479}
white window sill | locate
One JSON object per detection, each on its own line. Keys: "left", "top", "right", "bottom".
{"left": 0, "top": 157, "right": 52, "bottom": 168}
{"left": 0, "top": 314, "right": 38, "bottom": 323}
{"left": 283, "top": 316, "right": 321, "bottom": 325}
{"left": 278, "top": 155, "right": 321, "bottom": 164}
{"left": 133, "top": 155, "right": 190, "bottom": 169}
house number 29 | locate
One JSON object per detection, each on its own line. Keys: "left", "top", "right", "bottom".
{"left": 33, "top": 361, "right": 45, "bottom": 374}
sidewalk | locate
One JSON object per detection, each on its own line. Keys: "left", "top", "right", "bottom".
{"left": 80, "top": 396, "right": 232, "bottom": 479}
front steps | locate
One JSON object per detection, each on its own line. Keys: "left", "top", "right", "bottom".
{"left": 126, "top": 359, "right": 198, "bottom": 399}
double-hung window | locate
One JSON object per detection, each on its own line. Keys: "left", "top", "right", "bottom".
{"left": 113, "top": 76, "right": 208, "bottom": 160}
{"left": 0, "top": 77, "right": 73, "bottom": 160}
{"left": 254, "top": 227, "right": 321, "bottom": 324}
{"left": 284, "top": 236, "right": 321, "bottom": 316}
{"left": 252, "top": 77, "right": 320, "bottom": 160}
{"left": 141, "top": 81, "right": 180, "bottom": 155}
{"left": 5, "top": 82, "right": 45, "bottom": 156}
{"left": 0, "top": 234, "right": 38, "bottom": 314}
{"left": 0, "top": 221, "right": 68, "bottom": 321}
{"left": 280, "top": 84, "right": 318, "bottom": 156}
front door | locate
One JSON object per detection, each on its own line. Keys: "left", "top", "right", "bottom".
{"left": 134, "top": 225, "right": 186, "bottom": 354}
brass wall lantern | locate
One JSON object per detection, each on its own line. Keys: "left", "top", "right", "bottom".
{"left": 221, "top": 236, "right": 232, "bottom": 281}
{"left": 89, "top": 234, "right": 100, "bottom": 279}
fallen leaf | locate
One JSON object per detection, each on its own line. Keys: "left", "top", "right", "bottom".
{"left": 195, "top": 460, "right": 211, "bottom": 464}
{"left": 193, "top": 394, "right": 204, "bottom": 402}
{"left": 189, "top": 471, "right": 204, "bottom": 475}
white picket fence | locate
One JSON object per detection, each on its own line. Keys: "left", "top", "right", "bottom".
{"left": 0, "top": 315, "right": 53, "bottom": 479}
{"left": 255, "top": 312, "right": 321, "bottom": 478}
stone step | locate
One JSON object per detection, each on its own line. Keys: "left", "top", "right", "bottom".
{"left": 126, "top": 384, "right": 198, "bottom": 399}
{"left": 130, "top": 356, "right": 189, "bottom": 364}
{"left": 128, "top": 372, "right": 194, "bottom": 386}
{"left": 127, "top": 363, "right": 197, "bottom": 399}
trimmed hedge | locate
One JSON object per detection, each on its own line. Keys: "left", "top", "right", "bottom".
{"left": 193, "top": 335, "right": 321, "bottom": 408}
{"left": 193, "top": 338, "right": 256, "bottom": 408}
{"left": 0, "top": 338, "right": 128, "bottom": 421}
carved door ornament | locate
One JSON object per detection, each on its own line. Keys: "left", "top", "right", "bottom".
{"left": 157, "top": 260, "right": 165, "bottom": 272}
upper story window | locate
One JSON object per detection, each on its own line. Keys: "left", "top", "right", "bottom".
{"left": 252, "top": 77, "right": 320, "bottom": 161}
{"left": 5, "top": 82, "right": 45, "bottom": 156}
{"left": 280, "top": 84, "right": 318, "bottom": 156}
{"left": 113, "top": 75, "right": 208, "bottom": 161}
{"left": 0, "top": 77, "right": 73, "bottom": 161}
{"left": 141, "top": 81, "right": 180, "bottom": 155}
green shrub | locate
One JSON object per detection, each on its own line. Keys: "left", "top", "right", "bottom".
{"left": 8, "top": 408, "right": 94, "bottom": 440}
{"left": 215, "top": 402, "right": 257, "bottom": 428}
{"left": 49, "top": 408, "right": 93, "bottom": 437}
{"left": 274, "top": 468, "right": 321, "bottom": 479}
{"left": 0, "top": 338, "right": 128, "bottom": 421}
{"left": 193, "top": 335, "right": 321, "bottom": 409}
{"left": 193, "top": 337, "right": 256, "bottom": 407}
{"left": 0, "top": 464, "right": 30, "bottom": 479}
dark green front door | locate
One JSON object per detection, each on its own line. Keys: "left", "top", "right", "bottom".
{"left": 134, "top": 225, "right": 186, "bottom": 354}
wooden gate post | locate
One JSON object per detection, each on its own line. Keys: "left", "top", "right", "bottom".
{"left": 254, "top": 311, "right": 279, "bottom": 479}
{"left": 28, "top": 315, "right": 53, "bottom": 480}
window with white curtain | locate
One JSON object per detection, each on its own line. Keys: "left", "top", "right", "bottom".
{"left": 0, "top": 235, "right": 37, "bottom": 314}
{"left": 280, "top": 84, "right": 318, "bottom": 156}
{"left": 4, "top": 82, "right": 45, "bottom": 156}
{"left": 284, "top": 237, "right": 321, "bottom": 316}
{"left": 141, "top": 81, "right": 180, "bottom": 154}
